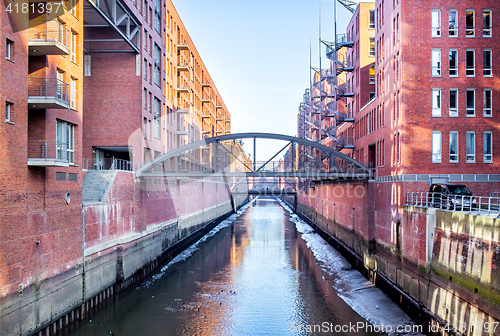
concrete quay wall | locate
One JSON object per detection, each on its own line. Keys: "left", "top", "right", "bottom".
{"left": 0, "top": 171, "right": 246, "bottom": 336}
{"left": 292, "top": 181, "right": 500, "bottom": 336}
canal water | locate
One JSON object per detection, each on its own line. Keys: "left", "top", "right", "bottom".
{"left": 70, "top": 198, "right": 421, "bottom": 336}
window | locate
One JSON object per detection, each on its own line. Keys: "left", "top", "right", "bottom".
{"left": 369, "top": 64, "right": 375, "bottom": 84}
{"left": 449, "top": 132, "right": 459, "bottom": 162}
{"left": 56, "top": 120, "right": 75, "bottom": 164}
{"left": 5, "top": 39, "right": 13, "bottom": 60}
{"left": 154, "top": 0, "right": 161, "bottom": 33}
{"left": 466, "top": 132, "right": 475, "bottom": 162}
{"left": 449, "top": 10, "right": 458, "bottom": 36}
{"left": 70, "top": 31, "right": 77, "bottom": 63}
{"left": 484, "top": 132, "right": 493, "bottom": 162}
{"left": 449, "top": 49, "right": 458, "bottom": 76}
{"left": 466, "top": 10, "right": 474, "bottom": 36}
{"left": 483, "top": 49, "right": 492, "bottom": 76}
{"left": 154, "top": 97, "right": 160, "bottom": 139}
{"left": 466, "top": 89, "right": 475, "bottom": 116}
{"left": 432, "top": 9, "right": 441, "bottom": 37}
{"left": 70, "top": 77, "right": 76, "bottom": 109}
{"left": 466, "top": 49, "right": 475, "bottom": 76}
{"left": 483, "top": 10, "right": 491, "bottom": 37}
{"left": 369, "top": 38, "right": 375, "bottom": 57}
{"left": 484, "top": 89, "right": 492, "bottom": 116}
{"left": 369, "top": 10, "right": 375, "bottom": 29}
{"left": 70, "top": 0, "right": 77, "bottom": 17}
{"left": 369, "top": 92, "right": 375, "bottom": 100}
{"left": 449, "top": 89, "right": 458, "bottom": 117}
{"left": 432, "top": 89, "right": 441, "bottom": 117}
{"left": 5, "top": 102, "right": 13, "bottom": 122}
{"left": 56, "top": 69, "right": 64, "bottom": 100}
{"left": 154, "top": 43, "right": 161, "bottom": 86}
{"left": 432, "top": 49, "right": 441, "bottom": 76}
{"left": 432, "top": 131, "right": 442, "bottom": 163}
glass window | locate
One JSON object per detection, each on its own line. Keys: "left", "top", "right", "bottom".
{"left": 432, "top": 49, "right": 441, "bottom": 76}
{"left": 5, "top": 101, "right": 12, "bottom": 122}
{"left": 432, "top": 131, "right": 442, "bottom": 163}
{"left": 484, "top": 132, "right": 492, "bottom": 162}
{"left": 466, "top": 49, "right": 475, "bottom": 76}
{"left": 5, "top": 39, "right": 13, "bottom": 60}
{"left": 483, "top": 10, "right": 491, "bottom": 36}
{"left": 432, "top": 89, "right": 441, "bottom": 117}
{"left": 449, "top": 89, "right": 458, "bottom": 117}
{"left": 369, "top": 64, "right": 375, "bottom": 84}
{"left": 449, "top": 49, "right": 457, "bottom": 76}
{"left": 154, "top": 97, "right": 160, "bottom": 139}
{"left": 369, "top": 10, "right": 375, "bottom": 29}
{"left": 432, "top": 10, "right": 441, "bottom": 37}
{"left": 70, "top": 77, "right": 76, "bottom": 109}
{"left": 466, "top": 131, "right": 475, "bottom": 162}
{"left": 449, "top": 131, "right": 458, "bottom": 162}
{"left": 483, "top": 49, "right": 492, "bottom": 76}
{"left": 466, "top": 10, "right": 475, "bottom": 36}
{"left": 484, "top": 89, "right": 492, "bottom": 116}
{"left": 56, "top": 120, "right": 75, "bottom": 164}
{"left": 466, "top": 89, "right": 475, "bottom": 116}
{"left": 449, "top": 10, "right": 458, "bottom": 36}
{"left": 369, "top": 38, "right": 375, "bottom": 57}
{"left": 71, "top": 31, "right": 77, "bottom": 63}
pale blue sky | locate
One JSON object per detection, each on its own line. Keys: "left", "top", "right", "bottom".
{"left": 172, "top": 0, "right": 354, "bottom": 161}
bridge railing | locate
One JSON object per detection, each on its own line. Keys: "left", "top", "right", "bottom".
{"left": 83, "top": 158, "right": 133, "bottom": 171}
{"left": 406, "top": 192, "right": 500, "bottom": 214}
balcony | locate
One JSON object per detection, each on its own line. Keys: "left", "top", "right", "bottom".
{"left": 177, "top": 56, "right": 191, "bottom": 71}
{"left": 177, "top": 104, "right": 190, "bottom": 114}
{"left": 28, "top": 140, "right": 70, "bottom": 167}
{"left": 177, "top": 86, "right": 189, "bottom": 94}
{"left": 29, "top": 20, "right": 70, "bottom": 55}
{"left": 177, "top": 127, "right": 188, "bottom": 136}
{"left": 28, "top": 77, "right": 70, "bottom": 109}
{"left": 177, "top": 44, "right": 189, "bottom": 50}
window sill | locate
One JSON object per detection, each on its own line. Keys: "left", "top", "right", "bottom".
{"left": 483, "top": 114, "right": 493, "bottom": 117}
{"left": 432, "top": 161, "right": 442, "bottom": 164}
{"left": 484, "top": 161, "right": 493, "bottom": 164}
{"left": 5, "top": 120, "right": 14, "bottom": 125}
{"left": 449, "top": 161, "right": 459, "bottom": 164}
{"left": 449, "top": 75, "right": 458, "bottom": 78}
{"left": 449, "top": 114, "right": 459, "bottom": 118}
{"left": 466, "top": 75, "right": 476, "bottom": 77}
{"left": 466, "top": 115, "right": 476, "bottom": 117}
{"left": 483, "top": 75, "right": 493, "bottom": 78}
{"left": 483, "top": 35, "right": 492, "bottom": 38}
{"left": 448, "top": 35, "right": 458, "bottom": 38}
{"left": 466, "top": 161, "right": 476, "bottom": 164}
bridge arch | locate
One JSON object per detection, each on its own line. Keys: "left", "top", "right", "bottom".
{"left": 137, "top": 132, "right": 370, "bottom": 179}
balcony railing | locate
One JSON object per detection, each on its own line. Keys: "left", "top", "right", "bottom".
{"left": 29, "top": 20, "right": 70, "bottom": 55}
{"left": 28, "top": 140, "right": 69, "bottom": 166}
{"left": 83, "top": 158, "right": 133, "bottom": 171}
{"left": 28, "top": 77, "right": 70, "bottom": 109}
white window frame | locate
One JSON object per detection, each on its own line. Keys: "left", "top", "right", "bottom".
{"left": 56, "top": 120, "right": 75, "bottom": 164}
{"left": 432, "top": 131, "right": 442, "bottom": 163}
{"left": 432, "top": 9, "right": 441, "bottom": 37}
{"left": 466, "top": 10, "right": 475, "bottom": 36}
{"left": 449, "top": 49, "right": 458, "bottom": 76}
{"left": 449, "top": 89, "right": 458, "bottom": 117}
{"left": 483, "top": 49, "right": 492, "bottom": 76}
{"left": 71, "top": 31, "right": 77, "bottom": 63}
{"left": 484, "top": 89, "right": 492, "bottom": 117}
{"left": 449, "top": 131, "right": 459, "bottom": 163}
{"left": 449, "top": 9, "right": 458, "bottom": 37}
{"left": 466, "top": 89, "right": 475, "bottom": 116}
{"left": 432, "top": 49, "right": 441, "bottom": 76}
{"left": 483, "top": 10, "right": 492, "bottom": 37}
{"left": 466, "top": 49, "right": 475, "bottom": 76}
{"left": 369, "top": 38, "right": 375, "bottom": 57}
{"left": 432, "top": 89, "right": 441, "bottom": 117}
{"left": 70, "top": 77, "right": 76, "bottom": 109}
{"left": 369, "top": 10, "right": 375, "bottom": 29}
{"left": 5, "top": 101, "right": 12, "bottom": 123}
{"left": 6, "top": 39, "right": 13, "bottom": 60}
{"left": 483, "top": 131, "right": 493, "bottom": 163}
{"left": 466, "top": 131, "right": 475, "bottom": 163}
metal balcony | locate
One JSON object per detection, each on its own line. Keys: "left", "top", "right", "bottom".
{"left": 177, "top": 44, "right": 189, "bottom": 50}
{"left": 28, "top": 77, "right": 70, "bottom": 109}
{"left": 176, "top": 104, "right": 190, "bottom": 114}
{"left": 28, "top": 140, "right": 70, "bottom": 167}
{"left": 177, "top": 56, "right": 191, "bottom": 71}
{"left": 28, "top": 20, "right": 70, "bottom": 56}
{"left": 177, "top": 127, "right": 188, "bottom": 136}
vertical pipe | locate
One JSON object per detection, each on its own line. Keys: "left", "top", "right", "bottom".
{"left": 253, "top": 137, "right": 256, "bottom": 172}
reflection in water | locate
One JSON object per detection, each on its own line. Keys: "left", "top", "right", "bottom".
{"left": 71, "top": 198, "right": 382, "bottom": 336}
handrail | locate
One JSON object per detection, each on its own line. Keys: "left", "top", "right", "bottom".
{"left": 406, "top": 192, "right": 500, "bottom": 214}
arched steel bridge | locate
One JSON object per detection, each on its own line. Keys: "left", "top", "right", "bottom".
{"left": 137, "top": 132, "right": 372, "bottom": 181}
